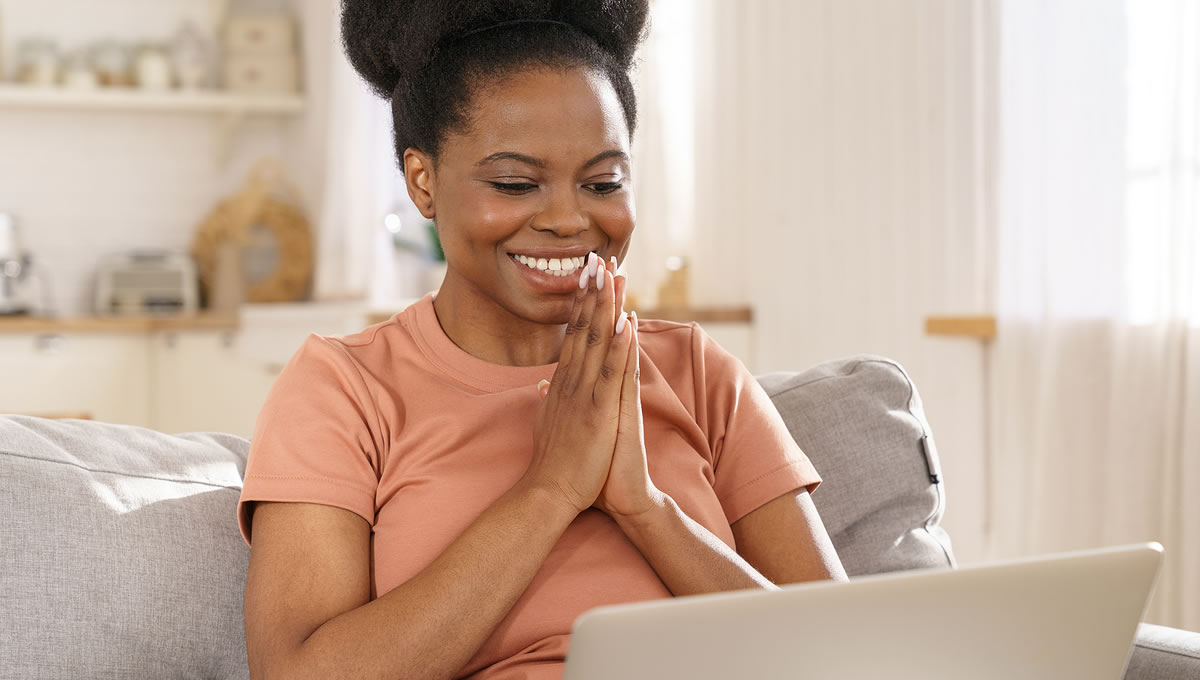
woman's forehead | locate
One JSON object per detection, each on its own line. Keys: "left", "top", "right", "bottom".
{"left": 449, "top": 67, "right": 630, "bottom": 166}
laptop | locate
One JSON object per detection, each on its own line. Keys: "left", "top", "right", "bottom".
{"left": 563, "top": 542, "right": 1162, "bottom": 680}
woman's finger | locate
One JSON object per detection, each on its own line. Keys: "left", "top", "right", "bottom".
{"left": 594, "top": 307, "right": 632, "bottom": 406}
{"left": 617, "top": 275, "right": 627, "bottom": 325}
{"left": 554, "top": 284, "right": 588, "bottom": 379}
{"left": 580, "top": 267, "right": 620, "bottom": 399}
{"left": 619, "top": 311, "right": 640, "bottom": 420}
{"left": 562, "top": 253, "right": 602, "bottom": 392}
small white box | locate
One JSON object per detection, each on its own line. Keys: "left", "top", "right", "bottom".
{"left": 226, "top": 15, "right": 295, "bottom": 55}
{"left": 224, "top": 54, "right": 299, "bottom": 93}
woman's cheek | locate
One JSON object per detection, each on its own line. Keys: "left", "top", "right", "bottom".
{"left": 471, "top": 195, "right": 534, "bottom": 235}
{"left": 598, "top": 193, "right": 636, "bottom": 239}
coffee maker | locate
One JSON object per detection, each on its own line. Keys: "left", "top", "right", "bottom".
{"left": 0, "top": 214, "right": 39, "bottom": 316}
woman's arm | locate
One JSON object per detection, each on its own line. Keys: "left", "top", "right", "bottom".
{"left": 611, "top": 486, "right": 845, "bottom": 597}
{"left": 730, "top": 488, "right": 848, "bottom": 584}
{"left": 244, "top": 480, "right": 576, "bottom": 680}
{"left": 610, "top": 491, "right": 777, "bottom": 595}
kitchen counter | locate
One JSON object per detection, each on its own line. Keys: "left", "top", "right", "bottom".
{"left": 0, "top": 313, "right": 239, "bottom": 333}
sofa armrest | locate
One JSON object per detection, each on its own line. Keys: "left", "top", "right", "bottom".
{"left": 1124, "top": 623, "right": 1200, "bottom": 680}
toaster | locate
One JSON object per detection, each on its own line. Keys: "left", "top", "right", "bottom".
{"left": 94, "top": 250, "right": 199, "bottom": 316}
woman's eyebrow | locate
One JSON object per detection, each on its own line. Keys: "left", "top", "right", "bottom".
{"left": 475, "top": 150, "right": 629, "bottom": 169}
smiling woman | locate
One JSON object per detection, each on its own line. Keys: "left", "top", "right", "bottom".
{"left": 237, "top": 3, "right": 846, "bottom": 680}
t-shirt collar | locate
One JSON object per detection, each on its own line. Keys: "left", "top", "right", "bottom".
{"left": 406, "top": 292, "right": 557, "bottom": 393}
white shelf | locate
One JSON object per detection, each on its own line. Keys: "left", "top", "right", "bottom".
{"left": 0, "top": 84, "right": 305, "bottom": 115}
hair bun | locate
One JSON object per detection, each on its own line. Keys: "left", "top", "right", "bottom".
{"left": 342, "top": 0, "right": 649, "bottom": 99}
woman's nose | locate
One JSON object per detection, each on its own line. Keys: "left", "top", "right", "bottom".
{"left": 531, "top": 187, "right": 587, "bottom": 235}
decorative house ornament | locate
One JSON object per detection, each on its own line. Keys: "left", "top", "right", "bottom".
{"left": 191, "top": 158, "right": 313, "bottom": 305}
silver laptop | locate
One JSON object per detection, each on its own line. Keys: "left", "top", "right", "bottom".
{"left": 564, "top": 542, "right": 1162, "bottom": 680}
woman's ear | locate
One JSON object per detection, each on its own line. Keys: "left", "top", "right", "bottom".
{"left": 403, "top": 148, "right": 436, "bottom": 219}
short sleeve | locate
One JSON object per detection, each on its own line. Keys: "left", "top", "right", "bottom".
{"left": 237, "top": 334, "right": 384, "bottom": 545}
{"left": 691, "top": 325, "right": 821, "bottom": 525}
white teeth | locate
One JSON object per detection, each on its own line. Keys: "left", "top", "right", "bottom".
{"left": 509, "top": 254, "right": 583, "bottom": 276}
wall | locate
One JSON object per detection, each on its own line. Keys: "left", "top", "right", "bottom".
{"left": 691, "top": 0, "right": 995, "bottom": 564}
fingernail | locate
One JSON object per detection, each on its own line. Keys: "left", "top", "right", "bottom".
{"left": 597, "top": 268, "right": 605, "bottom": 290}
{"left": 579, "top": 267, "right": 588, "bottom": 289}
{"left": 615, "top": 311, "right": 628, "bottom": 334}
{"left": 610, "top": 256, "right": 618, "bottom": 271}
{"left": 538, "top": 378, "right": 550, "bottom": 390}
{"left": 588, "top": 252, "right": 598, "bottom": 277}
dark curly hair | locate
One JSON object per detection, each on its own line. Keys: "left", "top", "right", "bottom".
{"left": 341, "top": 0, "right": 650, "bottom": 175}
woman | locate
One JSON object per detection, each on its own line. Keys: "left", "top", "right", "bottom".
{"left": 238, "top": 2, "right": 847, "bottom": 679}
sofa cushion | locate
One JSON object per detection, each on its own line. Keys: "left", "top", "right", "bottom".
{"left": 0, "top": 415, "right": 251, "bottom": 679}
{"left": 757, "top": 355, "right": 955, "bottom": 576}
{"left": 1124, "top": 623, "right": 1200, "bottom": 680}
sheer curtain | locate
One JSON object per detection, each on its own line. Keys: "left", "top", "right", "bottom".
{"left": 308, "top": 2, "right": 397, "bottom": 304}
{"left": 989, "top": 0, "right": 1199, "bottom": 629}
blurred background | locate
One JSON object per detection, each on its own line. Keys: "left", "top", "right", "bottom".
{"left": 0, "top": 0, "right": 1195, "bottom": 629}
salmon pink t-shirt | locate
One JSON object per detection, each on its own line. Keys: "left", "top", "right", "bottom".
{"left": 238, "top": 291, "right": 820, "bottom": 679}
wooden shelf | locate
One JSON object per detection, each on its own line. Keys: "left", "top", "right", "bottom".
{"left": 0, "top": 84, "right": 305, "bottom": 115}
{"left": 925, "top": 315, "right": 997, "bottom": 340}
{"left": 634, "top": 306, "right": 753, "bottom": 323}
{"left": 0, "top": 313, "right": 238, "bottom": 334}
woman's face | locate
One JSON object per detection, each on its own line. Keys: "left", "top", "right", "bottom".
{"left": 406, "top": 66, "right": 635, "bottom": 325}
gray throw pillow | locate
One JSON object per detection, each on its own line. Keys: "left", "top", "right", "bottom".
{"left": 0, "top": 415, "right": 251, "bottom": 679}
{"left": 757, "top": 355, "right": 955, "bottom": 576}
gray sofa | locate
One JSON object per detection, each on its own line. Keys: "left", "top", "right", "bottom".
{"left": 2, "top": 355, "right": 1197, "bottom": 678}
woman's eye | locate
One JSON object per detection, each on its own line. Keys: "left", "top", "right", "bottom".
{"left": 588, "top": 182, "right": 623, "bottom": 195}
{"left": 489, "top": 182, "right": 537, "bottom": 194}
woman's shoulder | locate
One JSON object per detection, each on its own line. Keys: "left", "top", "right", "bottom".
{"left": 634, "top": 316, "right": 732, "bottom": 361}
{"left": 632, "top": 316, "right": 695, "bottom": 358}
{"left": 635, "top": 315, "right": 748, "bottom": 384}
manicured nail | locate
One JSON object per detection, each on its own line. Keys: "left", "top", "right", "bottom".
{"left": 597, "top": 268, "right": 605, "bottom": 290}
{"left": 615, "top": 311, "right": 628, "bottom": 334}
{"left": 588, "top": 252, "right": 598, "bottom": 277}
{"left": 610, "top": 256, "right": 618, "bottom": 271}
{"left": 579, "top": 267, "right": 588, "bottom": 289}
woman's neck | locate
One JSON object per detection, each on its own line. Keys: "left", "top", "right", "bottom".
{"left": 431, "top": 277, "right": 568, "bottom": 367}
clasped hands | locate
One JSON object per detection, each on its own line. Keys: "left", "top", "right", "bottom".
{"left": 527, "top": 252, "right": 663, "bottom": 522}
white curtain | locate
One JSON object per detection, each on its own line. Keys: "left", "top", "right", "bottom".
{"left": 626, "top": 0, "right": 695, "bottom": 307}
{"left": 306, "top": 1, "right": 401, "bottom": 304}
{"left": 989, "top": 0, "right": 1199, "bottom": 629}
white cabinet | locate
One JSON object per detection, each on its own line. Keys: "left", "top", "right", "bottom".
{"left": 0, "top": 333, "right": 152, "bottom": 427}
{"left": 0, "top": 329, "right": 279, "bottom": 437}
{"left": 149, "top": 329, "right": 278, "bottom": 438}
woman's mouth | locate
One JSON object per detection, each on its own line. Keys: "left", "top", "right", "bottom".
{"left": 505, "top": 251, "right": 594, "bottom": 294}
{"left": 506, "top": 253, "right": 587, "bottom": 277}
